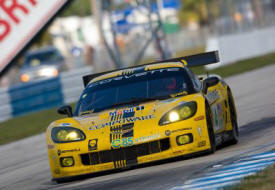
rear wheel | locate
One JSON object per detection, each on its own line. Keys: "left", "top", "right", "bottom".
{"left": 228, "top": 89, "right": 239, "bottom": 144}
{"left": 206, "top": 104, "right": 216, "bottom": 153}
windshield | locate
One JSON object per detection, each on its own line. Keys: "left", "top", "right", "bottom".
{"left": 25, "top": 50, "right": 63, "bottom": 67}
{"left": 74, "top": 67, "right": 192, "bottom": 115}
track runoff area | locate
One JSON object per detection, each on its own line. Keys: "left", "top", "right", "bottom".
{"left": 171, "top": 150, "right": 275, "bottom": 190}
{"left": 0, "top": 65, "right": 275, "bottom": 190}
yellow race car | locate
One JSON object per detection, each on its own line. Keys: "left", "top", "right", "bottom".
{"left": 46, "top": 51, "right": 238, "bottom": 181}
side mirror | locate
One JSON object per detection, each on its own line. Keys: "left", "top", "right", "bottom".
{"left": 202, "top": 76, "right": 219, "bottom": 94}
{"left": 57, "top": 105, "right": 73, "bottom": 117}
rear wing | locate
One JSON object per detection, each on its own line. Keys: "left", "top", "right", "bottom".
{"left": 83, "top": 51, "right": 220, "bottom": 87}
{"left": 153, "top": 51, "right": 219, "bottom": 67}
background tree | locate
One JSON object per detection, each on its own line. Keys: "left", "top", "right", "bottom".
{"left": 178, "top": 0, "right": 208, "bottom": 25}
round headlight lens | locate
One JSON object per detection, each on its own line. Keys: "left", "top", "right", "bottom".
{"left": 60, "top": 157, "right": 74, "bottom": 167}
{"left": 159, "top": 102, "right": 197, "bottom": 126}
{"left": 51, "top": 127, "right": 85, "bottom": 143}
{"left": 169, "top": 111, "right": 180, "bottom": 122}
{"left": 179, "top": 106, "right": 192, "bottom": 119}
{"left": 176, "top": 134, "right": 193, "bottom": 146}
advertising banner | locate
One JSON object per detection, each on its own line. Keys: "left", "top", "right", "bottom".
{"left": 0, "top": 0, "right": 68, "bottom": 73}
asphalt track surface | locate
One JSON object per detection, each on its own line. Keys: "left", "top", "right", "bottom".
{"left": 1, "top": 65, "right": 275, "bottom": 190}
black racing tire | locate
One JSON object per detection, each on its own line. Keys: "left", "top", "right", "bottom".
{"left": 53, "top": 178, "right": 65, "bottom": 184}
{"left": 227, "top": 89, "right": 239, "bottom": 145}
{"left": 206, "top": 103, "right": 216, "bottom": 153}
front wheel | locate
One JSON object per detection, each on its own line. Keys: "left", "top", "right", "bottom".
{"left": 228, "top": 89, "right": 239, "bottom": 145}
{"left": 206, "top": 104, "right": 216, "bottom": 153}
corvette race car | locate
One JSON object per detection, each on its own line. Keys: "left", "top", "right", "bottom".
{"left": 46, "top": 51, "right": 239, "bottom": 181}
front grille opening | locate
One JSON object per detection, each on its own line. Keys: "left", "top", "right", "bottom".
{"left": 81, "top": 138, "right": 170, "bottom": 166}
{"left": 160, "top": 138, "right": 170, "bottom": 151}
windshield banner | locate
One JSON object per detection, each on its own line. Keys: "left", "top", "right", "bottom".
{"left": 0, "top": 0, "right": 68, "bottom": 74}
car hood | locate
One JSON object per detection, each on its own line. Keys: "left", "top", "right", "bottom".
{"left": 74, "top": 99, "right": 171, "bottom": 130}
{"left": 50, "top": 94, "right": 202, "bottom": 147}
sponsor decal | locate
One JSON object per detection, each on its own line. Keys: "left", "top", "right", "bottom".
{"left": 134, "top": 133, "right": 160, "bottom": 143}
{"left": 213, "top": 105, "right": 219, "bottom": 130}
{"left": 122, "top": 69, "right": 134, "bottom": 75}
{"left": 211, "top": 103, "right": 224, "bottom": 131}
{"left": 170, "top": 91, "right": 188, "bottom": 98}
{"left": 194, "top": 115, "right": 205, "bottom": 121}
{"left": 197, "top": 140, "right": 206, "bottom": 147}
{"left": 110, "top": 123, "right": 134, "bottom": 137}
{"left": 217, "top": 103, "right": 223, "bottom": 116}
{"left": 165, "top": 130, "right": 171, "bottom": 136}
{"left": 111, "top": 133, "right": 160, "bottom": 148}
{"left": 111, "top": 137, "right": 134, "bottom": 148}
{"left": 161, "top": 98, "right": 179, "bottom": 103}
{"left": 165, "top": 128, "right": 192, "bottom": 136}
{"left": 88, "top": 139, "right": 98, "bottom": 151}
{"left": 57, "top": 148, "right": 80, "bottom": 156}
{"left": 88, "top": 68, "right": 180, "bottom": 88}
{"left": 110, "top": 123, "right": 134, "bottom": 146}
{"left": 173, "top": 150, "right": 185, "bottom": 154}
{"left": 60, "top": 123, "right": 71, "bottom": 127}
{"left": 197, "top": 126, "right": 202, "bottom": 137}
{"left": 109, "top": 106, "right": 145, "bottom": 120}
{"left": 82, "top": 93, "right": 87, "bottom": 99}
{"left": 206, "top": 89, "right": 219, "bottom": 104}
{"left": 89, "top": 114, "right": 155, "bottom": 130}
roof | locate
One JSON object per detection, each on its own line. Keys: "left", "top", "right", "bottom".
{"left": 90, "top": 62, "right": 183, "bottom": 84}
{"left": 83, "top": 51, "right": 220, "bottom": 87}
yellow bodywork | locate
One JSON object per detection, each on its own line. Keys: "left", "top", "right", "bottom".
{"left": 46, "top": 63, "right": 235, "bottom": 180}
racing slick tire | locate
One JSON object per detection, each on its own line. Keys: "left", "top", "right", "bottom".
{"left": 206, "top": 103, "right": 216, "bottom": 153}
{"left": 227, "top": 89, "right": 239, "bottom": 145}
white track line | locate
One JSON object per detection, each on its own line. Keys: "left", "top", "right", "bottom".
{"left": 223, "top": 157, "right": 275, "bottom": 168}
{"left": 175, "top": 173, "right": 255, "bottom": 189}
{"left": 205, "top": 162, "right": 270, "bottom": 176}
{"left": 185, "top": 166, "right": 265, "bottom": 184}
{"left": 170, "top": 151, "right": 275, "bottom": 190}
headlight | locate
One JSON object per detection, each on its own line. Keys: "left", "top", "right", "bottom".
{"left": 176, "top": 134, "right": 193, "bottom": 146}
{"left": 38, "top": 67, "right": 59, "bottom": 77}
{"left": 159, "top": 102, "right": 197, "bottom": 126}
{"left": 60, "top": 157, "right": 74, "bottom": 167}
{"left": 51, "top": 127, "right": 85, "bottom": 143}
{"left": 21, "top": 74, "right": 30, "bottom": 82}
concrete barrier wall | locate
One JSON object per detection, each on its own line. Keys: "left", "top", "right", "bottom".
{"left": 0, "top": 66, "right": 93, "bottom": 123}
{"left": 206, "top": 26, "right": 275, "bottom": 69}
{"left": 0, "top": 88, "right": 12, "bottom": 122}
{"left": 8, "top": 77, "right": 64, "bottom": 117}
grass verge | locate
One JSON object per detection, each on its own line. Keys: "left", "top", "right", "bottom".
{"left": 229, "top": 164, "right": 275, "bottom": 190}
{"left": 0, "top": 108, "right": 61, "bottom": 145}
{"left": 1, "top": 52, "right": 275, "bottom": 145}
{"left": 0, "top": 103, "right": 76, "bottom": 145}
